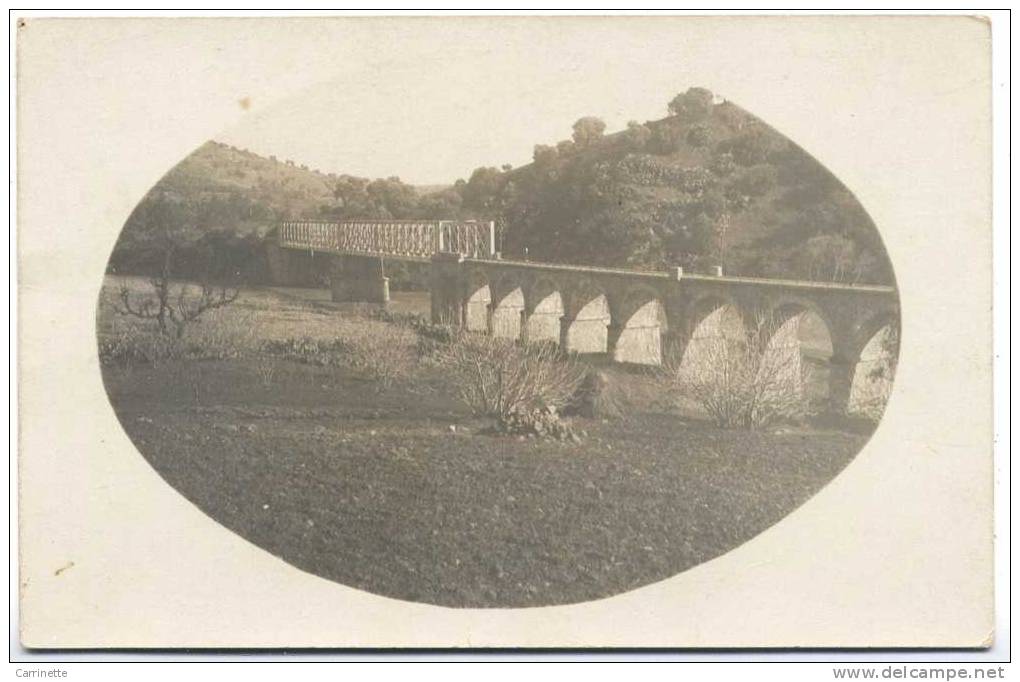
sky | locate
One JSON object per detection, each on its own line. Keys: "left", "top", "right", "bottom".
{"left": 212, "top": 17, "right": 759, "bottom": 185}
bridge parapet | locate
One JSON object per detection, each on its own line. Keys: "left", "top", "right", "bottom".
{"left": 464, "top": 257, "right": 896, "bottom": 294}
{"left": 278, "top": 220, "right": 496, "bottom": 260}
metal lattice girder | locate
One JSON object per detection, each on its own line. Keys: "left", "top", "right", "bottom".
{"left": 278, "top": 220, "right": 496, "bottom": 259}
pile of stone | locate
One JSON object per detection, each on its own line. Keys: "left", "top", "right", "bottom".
{"left": 497, "top": 404, "right": 581, "bottom": 443}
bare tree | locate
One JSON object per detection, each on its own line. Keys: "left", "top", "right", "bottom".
{"left": 660, "top": 312, "right": 807, "bottom": 428}
{"left": 115, "top": 235, "right": 239, "bottom": 339}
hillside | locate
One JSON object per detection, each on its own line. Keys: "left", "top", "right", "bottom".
{"left": 109, "top": 88, "right": 893, "bottom": 286}
{"left": 145, "top": 141, "right": 338, "bottom": 226}
{"left": 456, "top": 88, "right": 893, "bottom": 285}
{"left": 108, "top": 141, "right": 451, "bottom": 281}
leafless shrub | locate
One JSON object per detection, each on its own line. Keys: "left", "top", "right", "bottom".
{"left": 253, "top": 356, "right": 278, "bottom": 387}
{"left": 435, "top": 335, "right": 586, "bottom": 421}
{"left": 660, "top": 312, "right": 808, "bottom": 428}
{"left": 178, "top": 366, "right": 209, "bottom": 403}
{"left": 114, "top": 242, "right": 239, "bottom": 339}
{"left": 849, "top": 325, "right": 898, "bottom": 422}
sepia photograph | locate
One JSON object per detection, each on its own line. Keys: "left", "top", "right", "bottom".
{"left": 97, "top": 86, "right": 900, "bottom": 609}
{"left": 13, "top": 11, "right": 1002, "bottom": 661}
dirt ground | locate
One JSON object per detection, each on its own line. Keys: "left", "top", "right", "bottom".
{"left": 98, "top": 279, "right": 873, "bottom": 608}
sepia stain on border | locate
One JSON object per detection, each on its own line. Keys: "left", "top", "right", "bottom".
{"left": 54, "top": 561, "right": 75, "bottom": 577}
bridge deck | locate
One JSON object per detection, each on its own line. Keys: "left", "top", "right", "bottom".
{"left": 275, "top": 221, "right": 895, "bottom": 296}
{"left": 466, "top": 258, "right": 897, "bottom": 294}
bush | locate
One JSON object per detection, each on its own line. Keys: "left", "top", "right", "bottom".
{"left": 366, "top": 307, "right": 423, "bottom": 327}
{"left": 98, "top": 326, "right": 180, "bottom": 366}
{"left": 668, "top": 87, "right": 714, "bottom": 121}
{"left": 648, "top": 123, "right": 685, "bottom": 155}
{"left": 719, "top": 127, "right": 777, "bottom": 166}
{"left": 569, "top": 369, "right": 625, "bottom": 419}
{"left": 260, "top": 336, "right": 353, "bottom": 366}
{"left": 99, "top": 306, "right": 259, "bottom": 366}
{"left": 340, "top": 322, "right": 418, "bottom": 389}
{"left": 259, "top": 320, "right": 417, "bottom": 388}
{"left": 412, "top": 322, "right": 462, "bottom": 362}
{"left": 850, "top": 392, "right": 892, "bottom": 423}
{"left": 435, "top": 335, "right": 586, "bottom": 422}
{"left": 496, "top": 405, "right": 580, "bottom": 442}
{"left": 709, "top": 151, "right": 736, "bottom": 177}
{"left": 686, "top": 123, "right": 713, "bottom": 148}
{"left": 179, "top": 309, "right": 259, "bottom": 359}
{"left": 253, "top": 356, "right": 279, "bottom": 387}
{"left": 660, "top": 314, "right": 808, "bottom": 428}
{"left": 728, "top": 164, "right": 778, "bottom": 199}
{"left": 849, "top": 325, "right": 898, "bottom": 422}
{"left": 623, "top": 121, "right": 651, "bottom": 151}
{"left": 572, "top": 116, "right": 607, "bottom": 147}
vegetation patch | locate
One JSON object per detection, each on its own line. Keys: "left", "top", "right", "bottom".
{"left": 97, "top": 278, "right": 880, "bottom": 607}
{"left": 659, "top": 314, "right": 809, "bottom": 429}
{"left": 108, "top": 87, "right": 892, "bottom": 288}
{"left": 434, "top": 335, "right": 586, "bottom": 423}
{"left": 494, "top": 404, "right": 581, "bottom": 443}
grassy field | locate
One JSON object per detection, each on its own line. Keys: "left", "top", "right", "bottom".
{"left": 97, "top": 276, "right": 873, "bottom": 608}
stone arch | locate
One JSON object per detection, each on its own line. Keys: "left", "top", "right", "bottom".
{"left": 761, "top": 295, "right": 835, "bottom": 334}
{"left": 490, "top": 272, "right": 526, "bottom": 340}
{"left": 760, "top": 297, "right": 837, "bottom": 413}
{"left": 850, "top": 306, "right": 900, "bottom": 359}
{"left": 612, "top": 284, "right": 668, "bottom": 365}
{"left": 562, "top": 277, "right": 611, "bottom": 354}
{"left": 524, "top": 276, "right": 565, "bottom": 344}
{"left": 672, "top": 294, "right": 749, "bottom": 373}
{"left": 847, "top": 308, "right": 900, "bottom": 419}
{"left": 463, "top": 268, "right": 492, "bottom": 332}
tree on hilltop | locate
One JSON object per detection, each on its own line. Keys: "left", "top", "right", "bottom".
{"left": 571, "top": 117, "right": 607, "bottom": 147}
{"left": 667, "top": 87, "right": 714, "bottom": 121}
{"left": 533, "top": 144, "right": 558, "bottom": 166}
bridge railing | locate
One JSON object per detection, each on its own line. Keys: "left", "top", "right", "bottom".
{"left": 278, "top": 220, "right": 496, "bottom": 259}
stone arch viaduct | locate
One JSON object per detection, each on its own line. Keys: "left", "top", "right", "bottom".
{"left": 267, "top": 220, "right": 899, "bottom": 414}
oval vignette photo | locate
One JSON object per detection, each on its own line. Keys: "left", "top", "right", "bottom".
{"left": 96, "top": 84, "right": 900, "bottom": 609}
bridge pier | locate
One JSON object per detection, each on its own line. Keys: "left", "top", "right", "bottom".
{"left": 266, "top": 243, "right": 330, "bottom": 287}
{"left": 606, "top": 323, "right": 624, "bottom": 361}
{"left": 826, "top": 356, "right": 857, "bottom": 416}
{"left": 330, "top": 254, "right": 390, "bottom": 305}
{"left": 429, "top": 253, "right": 466, "bottom": 326}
